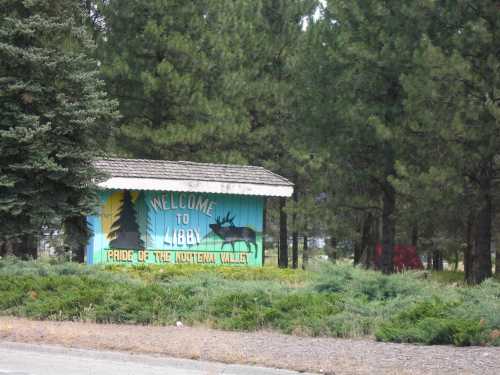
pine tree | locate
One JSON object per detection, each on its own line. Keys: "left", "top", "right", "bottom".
{"left": 0, "top": 0, "right": 118, "bottom": 256}
{"left": 401, "top": 0, "right": 500, "bottom": 283}
{"left": 96, "top": 0, "right": 317, "bottom": 267}
{"left": 227, "top": 0, "right": 317, "bottom": 268}
{"left": 96, "top": 0, "right": 248, "bottom": 163}
{"left": 108, "top": 191, "right": 144, "bottom": 249}
{"left": 295, "top": 0, "right": 435, "bottom": 273}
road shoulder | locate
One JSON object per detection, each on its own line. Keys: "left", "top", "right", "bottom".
{"left": 1, "top": 317, "right": 499, "bottom": 375}
{"left": 0, "top": 341, "right": 312, "bottom": 375}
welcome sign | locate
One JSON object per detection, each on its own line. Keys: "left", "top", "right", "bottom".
{"left": 87, "top": 190, "right": 264, "bottom": 266}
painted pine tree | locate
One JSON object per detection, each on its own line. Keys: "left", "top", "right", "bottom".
{"left": 135, "top": 191, "right": 153, "bottom": 248}
{"left": 108, "top": 191, "right": 144, "bottom": 249}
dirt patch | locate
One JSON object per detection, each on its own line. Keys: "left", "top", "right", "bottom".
{"left": 0, "top": 317, "right": 499, "bottom": 374}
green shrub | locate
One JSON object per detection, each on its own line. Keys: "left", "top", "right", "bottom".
{"left": 0, "top": 259, "right": 498, "bottom": 346}
{"left": 209, "top": 289, "right": 274, "bottom": 330}
{"left": 264, "top": 292, "right": 342, "bottom": 335}
{"left": 375, "top": 299, "right": 487, "bottom": 346}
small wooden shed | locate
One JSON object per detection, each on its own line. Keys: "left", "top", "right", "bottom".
{"left": 87, "top": 158, "right": 293, "bottom": 266}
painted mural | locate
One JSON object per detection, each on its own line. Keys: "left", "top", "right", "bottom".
{"left": 87, "top": 190, "right": 264, "bottom": 266}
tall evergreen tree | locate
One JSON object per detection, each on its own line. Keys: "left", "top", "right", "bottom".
{"left": 97, "top": 0, "right": 248, "bottom": 163}
{"left": 295, "top": 0, "right": 435, "bottom": 273}
{"left": 97, "top": 0, "right": 317, "bottom": 267}
{"left": 402, "top": 0, "right": 500, "bottom": 283}
{"left": 0, "top": 0, "right": 118, "bottom": 256}
{"left": 231, "top": 0, "right": 317, "bottom": 268}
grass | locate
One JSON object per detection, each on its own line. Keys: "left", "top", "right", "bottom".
{"left": 0, "top": 257, "right": 498, "bottom": 346}
{"left": 428, "top": 270, "right": 466, "bottom": 285}
{"left": 103, "top": 262, "right": 309, "bottom": 284}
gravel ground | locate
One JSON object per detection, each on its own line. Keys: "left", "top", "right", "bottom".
{"left": 0, "top": 317, "right": 499, "bottom": 375}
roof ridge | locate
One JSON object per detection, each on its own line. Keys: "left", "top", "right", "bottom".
{"left": 92, "top": 158, "right": 294, "bottom": 187}
{"left": 260, "top": 167, "right": 293, "bottom": 184}
{"left": 96, "top": 157, "right": 264, "bottom": 170}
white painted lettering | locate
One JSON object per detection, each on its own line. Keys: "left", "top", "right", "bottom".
{"left": 177, "top": 229, "right": 185, "bottom": 245}
{"left": 151, "top": 196, "right": 162, "bottom": 211}
{"left": 186, "top": 229, "right": 195, "bottom": 245}
{"left": 194, "top": 228, "right": 201, "bottom": 244}
{"left": 207, "top": 201, "right": 216, "bottom": 217}
{"left": 188, "top": 194, "right": 196, "bottom": 209}
{"left": 164, "top": 227, "right": 172, "bottom": 245}
{"left": 170, "top": 192, "right": 177, "bottom": 209}
{"left": 179, "top": 193, "right": 186, "bottom": 208}
{"left": 195, "top": 196, "right": 209, "bottom": 214}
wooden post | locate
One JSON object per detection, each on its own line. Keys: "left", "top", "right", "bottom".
{"left": 292, "top": 191, "right": 298, "bottom": 269}
{"left": 262, "top": 198, "right": 267, "bottom": 266}
{"left": 278, "top": 197, "right": 288, "bottom": 268}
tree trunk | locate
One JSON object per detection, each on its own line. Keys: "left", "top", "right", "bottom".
{"left": 328, "top": 237, "right": 337, "bottom": 263}
{"left": 465, "top": 213, "right": 474, "bottom": 283}
{"left": 432, "top": 249, "right": 443, "bottom": 271}
{"left": 291, "top": 191, "right": 298, "bottom": 269}
{"left": 364, "top": 216, "right": 379, "bottom": 269}
{"left": 357, "top": 213, "right": 372, "bottom": 265}
{"left": 292, "top": 232, "right": 299, "bottom": 269}
{"left": 9, "top": 235, "right": 36, "bottom": 259}
{"left": 64, "top": 216, "right": 89, "bottom": 263}
{"left": 381, "top": 183, "right": 396, "bottom": 274}
{"left": 426, "top": 251, "right": 433, "bottom": 270}
{"left": 278, "top": 198, "right": 288, "bottom": 268}
{"left": 3, "top": 239, "right": 15, "bottom": 257}
{"left": 453, "top": 248, "right": 459, "bottom": 272}
{"left": 354, "top": 242, "right": 361, "bottom": 266}
{"left": 23, "top": 234, "right": 37, "bottom": 260}
{"left": 411, "top": 224, "right": 418, "bottom": 248}
{"left": 496, "top": 242, "right": 500, "bottom": 279}
{"left": 302, "top": 235, "right": 308, "bottom": 270}
{"left": 471, "top": 178, "right": 493, "bottom": 284}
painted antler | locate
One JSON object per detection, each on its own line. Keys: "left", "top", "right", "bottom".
{"left": 219, "top": 212, "right": 236, "bottom": 226}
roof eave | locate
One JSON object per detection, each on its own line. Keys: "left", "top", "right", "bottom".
{"left": 97, "top": 177, "right": 294, "bottom": 197}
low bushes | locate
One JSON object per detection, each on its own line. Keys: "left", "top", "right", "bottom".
{"left": 0, "top": 257, "right": 498, "bottom": 346}
{"left": 375, "top": 299, "right": 487, "bottom": 345}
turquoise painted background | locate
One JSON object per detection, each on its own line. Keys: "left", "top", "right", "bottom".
{"left": 87, "top": 190, "right": 264, "bottom": 266}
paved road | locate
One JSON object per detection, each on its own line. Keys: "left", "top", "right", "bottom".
{"left": 0, "top": 342, "right": 312, "bottom": 375}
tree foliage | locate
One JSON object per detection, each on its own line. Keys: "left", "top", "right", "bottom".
{"left": 0, "top": 0, "right": 118, "bottom": 254}
{"left": 1, "top": 0, "right": 499, "bottom": 282}
{"left": 96, "top": 0, "right": 249, "bottom": 162}
{"left": 294, "top": 0, "right": 499, "bottom": 282}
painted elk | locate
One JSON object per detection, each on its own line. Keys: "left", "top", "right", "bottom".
{"left": 209, "top": 212, "right": 257, "bottom": 256}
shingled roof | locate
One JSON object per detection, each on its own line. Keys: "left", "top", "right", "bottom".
{"left": 93, "top": 158, "right": 293, "bottom": 197}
